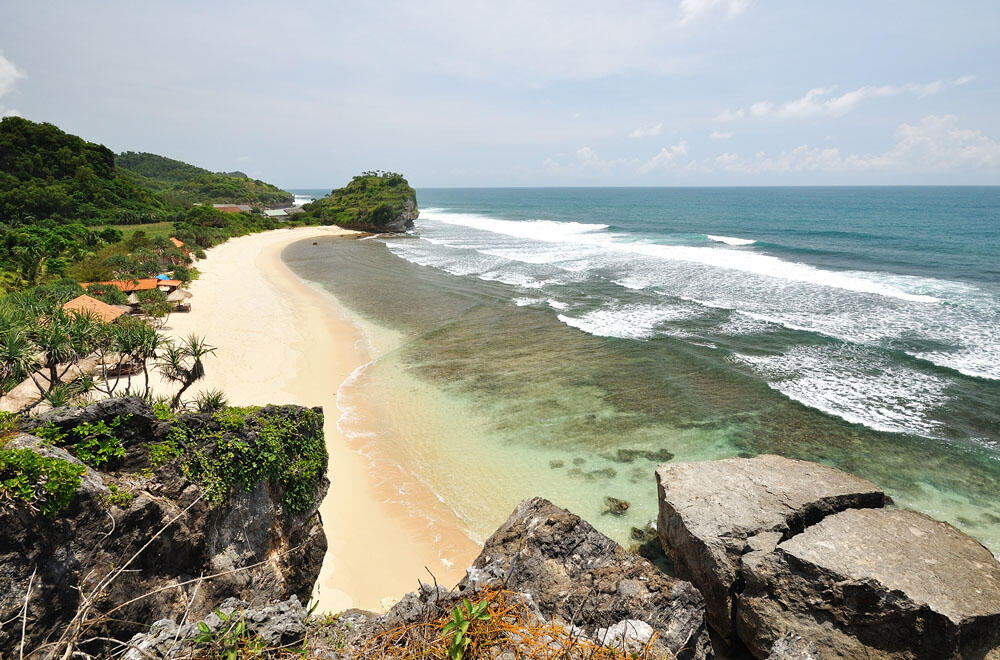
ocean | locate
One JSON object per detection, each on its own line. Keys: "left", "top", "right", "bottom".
{"left": 284, "top": 187, "right": 1000, "bottom": 558}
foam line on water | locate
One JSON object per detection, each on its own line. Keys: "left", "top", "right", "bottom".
{"left": 707, "top": 234, "right": 756, "bottom": 246}
{"left": 733, "top": 345, "right": 949, "bottom": 437}
{"left": 419, "top": 210, "right": 940, "bottom": 303}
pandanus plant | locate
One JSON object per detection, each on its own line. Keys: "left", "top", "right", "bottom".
{"left": 157, "top": 334, "right": 216, "bottom": 410}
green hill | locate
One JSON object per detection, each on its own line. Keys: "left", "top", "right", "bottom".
{"left": 116, "top": 152, "right": 293, "bottom": 206}
{"left": 0, "top": 117, "right": 172, "bottom": 224}
{"left": 302, "top": 171, "right": 418, "bottom": 231}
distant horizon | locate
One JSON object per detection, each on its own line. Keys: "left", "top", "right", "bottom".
{"left": 288, "top": 183, "right": 1000, "bottom": 191}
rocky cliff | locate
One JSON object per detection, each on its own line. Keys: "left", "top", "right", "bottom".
{"left": 0, "top": 398, "right": 328, "bottom": 658}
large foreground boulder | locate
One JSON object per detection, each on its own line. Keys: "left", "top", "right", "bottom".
{"left": 738, "top": 507, "right": 1000, "bottom": 660}
{"left": 656, "top": 455, "right": 1000, "bottom": 659}
{"left": 656, "top": 454, "right": 885, "bottom": 644}
{"left": 460, "top": 497, "right": 714, "bottom": 660}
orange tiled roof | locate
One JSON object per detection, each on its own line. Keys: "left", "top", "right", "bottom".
{"left": 215, "top": 205, "right": 242, "bottom": 213}
{"left": 82, "top": 278, "right": 182, "bottom": 292}
{"left": 169, "top": 237, "right": 184, "bottom": 248}
{"left": 62, "top": 294, "right": 126, "bottom": 323}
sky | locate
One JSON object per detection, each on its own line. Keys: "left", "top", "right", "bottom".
{"left": 1, "top": 1, "right": 998, "bottom": 188}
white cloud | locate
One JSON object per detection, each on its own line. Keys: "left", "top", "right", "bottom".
{"left": 0, "top": 51, "right": 26, "bottom": 118}
{"left": 712, "top": 115, "right": 1000, "bottom": 174}
{"left": 720, "top": 78, "right": 963, "bottom": 121}
{"left": 709, "top": 131, "right": 733, "bottom": 140}
{"left": 678, "top": 0, "right": 750, "bottom": 24}
{"left": 543, "top": 146, "right": 638, "bottom": 174}
{"left": 749, "top": 100, "right": 773, "bottom": 117}
{"left": 716, "top": 108, "right": 745, "bottom": 122}
{"left": 629, "top": 122, "right": 663, "bottom": 138}
{"left": 637, "top": 140, "right": 689, "bottom": 173}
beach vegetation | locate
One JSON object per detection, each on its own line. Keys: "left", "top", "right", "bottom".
{"left": 157, "top": 334, "right": 217, "bottom": 409}
{"left": 0, "top": 447, "right": 86, "bottom": 516}
{"left": 195, "top": 388, "right": 229, "bottom": 414}
{"left": 170, "top": 405, "right": 325, "bottom": 515}
{"left": 36, "top": 414, "right": 130, "bottom": 469}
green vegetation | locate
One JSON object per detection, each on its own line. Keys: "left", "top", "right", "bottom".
{"left": 301, "top": 170, "right": 417, "bottom": 229}
{"left": 0, "top": 117, "right": 173, "bottom": 226}
{"left": 444, "top": 599, "right": 492, "bottom": 660}
{"left": 172, "top": 406, "right": 326, "bottom": 515}
{"left": 116, "top": 152, "right": 292, "bottom": 206}
{"left": 0, "top": 447, "right": 86, "bottom": 516}
{"left": 36, "top": 415, "right": 130, "bottom": 468}
{"left": 105, "top": 482, "right": 135, "bottom": 508}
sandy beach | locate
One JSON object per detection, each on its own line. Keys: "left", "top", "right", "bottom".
{"left": 153, "top": 226, "right": 476, "bottom": 613}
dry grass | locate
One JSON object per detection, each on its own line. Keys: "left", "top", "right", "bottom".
{"left": 352, "top": 586, "right": 667, "bottom": 660}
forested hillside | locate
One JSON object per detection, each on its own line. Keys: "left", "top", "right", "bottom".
{"left": 0, "top": 117, "right": 172, "bottom": 224}
{"left": 116, "top": 152, "right": 292, "bottom": 206}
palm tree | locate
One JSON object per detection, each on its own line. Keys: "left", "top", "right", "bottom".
{"left": 157, "top": 334, "right": 216, "bottom": 409}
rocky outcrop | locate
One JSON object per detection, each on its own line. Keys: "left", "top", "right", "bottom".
{"left": 460, "top": 497, "right": 713, "bottom": 659}
{"left": 383, "top": 196, "right": 418, "bottom": 232}
{"left": 124, "top": 596, "right": 310, "bottom": 660}
{"left": 656, "top": 455, "right": 885, "bottom": 645}
{"left": 656, "top": 455, "right": 1000, "bottom": 659}
{"left": 289, "top": 497, "right": 714, "bottom": 659}
{"left": 737, "top": 507, "right": 1000, "bottom": 660}
{"left": 0, "top": 399, "right": 328, "bottom": 657}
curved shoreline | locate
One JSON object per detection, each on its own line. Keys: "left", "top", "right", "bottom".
{"left": 153, "top": 227, "right": 475, "bottom": 612}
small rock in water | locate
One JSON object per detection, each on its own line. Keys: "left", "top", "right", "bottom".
{"left": 604, "top": 496, "right": 630, "bottom": 516}
{"left": 572, "top": 457, "right": 586, "bottom": 466}
{"left": 610, "top": 447, "right": 675, "bottom": 463}
{"left": 549, "top": 460, "right": 564, "bottom": 469}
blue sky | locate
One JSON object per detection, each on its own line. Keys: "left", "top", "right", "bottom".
{"left": 1, "top": 1, "right": 998, "bottom": 187}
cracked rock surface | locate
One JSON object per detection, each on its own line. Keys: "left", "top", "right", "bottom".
{"left": 656, "top": 455, "right": 1000, "bottom": 659}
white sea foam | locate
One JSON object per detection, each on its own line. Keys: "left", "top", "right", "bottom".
{"left": 292, "top": 194, "right": 315, "bottom": 206}
{"left": 513, "top": 297, "right": 543, "bottom": 307}
{"left": 557, "top": 304, "right": 698, "bottom": 340}
{"left": 398, "top": 209, "right": 1000, "bottom": 386}
{"left": 547, "top": 299, "right": 569, "bottom": 311}
{"left": 733, "top": 345, "right": 948, "bottom": 437}
{"left": 419, "top": 209, "right": 940, "bottom": 303}
{"left": 707, "top": 234, "right": 756, "bottom": 246}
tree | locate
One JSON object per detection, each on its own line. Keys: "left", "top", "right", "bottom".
{"left": 26, "top": 309, "right": 97, "bottom": 394}
{"left": 157, "top": 334, "right": 216, "bottom": 409}
{"left": 136, "top": 288, "right": 172, "bottom": 327}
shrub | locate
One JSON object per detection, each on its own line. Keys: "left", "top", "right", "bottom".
{"left": 180, "top": 406, "right": 325, "bottom": 515}
{"left": 35, "top": 414, "right": 130, "bottom": 468}
{"left": 0, "top": 448, "right": 86, "bottom": 516}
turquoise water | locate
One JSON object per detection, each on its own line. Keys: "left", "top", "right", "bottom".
{"left": 284, "top": 187, "right": 1000, "bottom": 555}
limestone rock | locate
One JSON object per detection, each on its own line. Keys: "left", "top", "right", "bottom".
{"left": 124, "top": 596, "right": 310, "bottom": 659}
{"left": 737, "top": 507, "right": 1000, "bottom": 660}
{"left": 656, "top": 455, "right": 885, "bottom": 643}
{"left": 766, "top": 633, "right": 823, "bottom": 660}
{"left": 0, "top": 401, "right": 328, "bottom": 657}
{"left": 463, "top": 497, "right": 714, "bottom": 660}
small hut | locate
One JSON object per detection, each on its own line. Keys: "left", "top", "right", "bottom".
{"left": 62, "top": 294, "right": 126, "bottom": 323}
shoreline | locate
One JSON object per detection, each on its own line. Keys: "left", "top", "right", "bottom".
{"left": 154, "top": 226, "right": 475, "bottom": 612}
